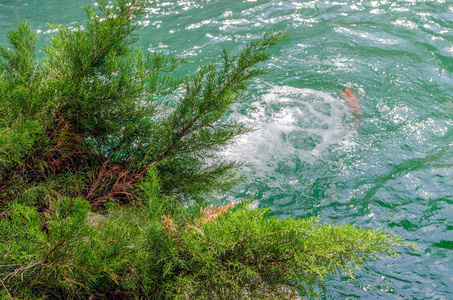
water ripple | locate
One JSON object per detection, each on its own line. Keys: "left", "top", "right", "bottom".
{"left": 1, "top": 0, "right": 453, "bottom": 298}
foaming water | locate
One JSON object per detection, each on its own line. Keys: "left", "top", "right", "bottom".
{"left": 223, "top": 85, "right": 355, "bottom": 169}
{"left": 220, "top": 85, "right": 360, "bottom": 217}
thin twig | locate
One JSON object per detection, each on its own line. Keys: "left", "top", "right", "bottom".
{"left": 44, "top": 239, "right": 68, "bottom": 260}
{"left": 28, "top": 59, "right": 39, "bottom": 89}
{"left": 2, "top": 261, "right": 44, "bottom": 283}
{"left": 0, "top": 279, "right": 13, "bottom": 300}
{"left": 0, "top": 208, "right": 10, "bottom": 218}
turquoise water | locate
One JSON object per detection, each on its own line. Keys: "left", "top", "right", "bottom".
{"left": 1, "top": 0, "right": 453, "bottom": 298}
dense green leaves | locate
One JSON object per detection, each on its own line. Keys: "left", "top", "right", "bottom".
{"left": 0, "top": 22, "right": 38, "bottom": 82}
{"left": 0, "top": 0, "right": 285, "bottom": 203}
{"left": 0, "top": 180, "right": 415, "bottom": 299}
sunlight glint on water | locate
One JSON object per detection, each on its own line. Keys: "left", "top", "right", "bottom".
{"left": 1, "top": 0, "right": 453, "bottom": 298}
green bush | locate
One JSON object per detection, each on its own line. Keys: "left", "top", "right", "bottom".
{"left": 0, "top": 0, "right": 416, "bottom": 299}
{"left": 1, "top": 170, "right": 413, "bottom": 299}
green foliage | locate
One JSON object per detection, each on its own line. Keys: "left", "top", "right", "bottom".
{"left": 175, "top": 204, "right": 415, "bottom": 299}
{"left": 0, "top": 22, "right": 47, "bottom": 178}
{"left": 0, "top": 174, "right": 415, "bottom": 299}
{"left": 0, "top": 0, "right": 417, "bottom": 299}
{"left": 0, "top": 0, "right": 285, "bottom": 205}
{"left": 0, "top": 21, "right": 38, "bottom": 82}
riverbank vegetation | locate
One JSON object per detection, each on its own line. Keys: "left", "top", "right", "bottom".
{"left": 0, "top": 0, "right": 415, "bottom": 299}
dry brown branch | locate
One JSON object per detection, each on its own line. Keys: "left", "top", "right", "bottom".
{"left": 85, "top": 160, "right": 111, "bottom": 200}
{"left": 161, "top": 214, "right": 177, "bottom": 235}
{"left": 2, "top": 261, "right": 44, "bottom": 283}
{"left": 87, "top": 163, "right": 150, "bottom": 206}
{"left": 186, "top": 202, "right": 237, "bottom": 234}
{"left": 196, "top": 202, "right": 237, "bottom": 226}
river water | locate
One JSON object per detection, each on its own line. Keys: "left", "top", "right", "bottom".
{"left": 1, "top": 0, "right": 452, "bottom": 299}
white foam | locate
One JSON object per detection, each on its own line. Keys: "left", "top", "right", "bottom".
{"left": 221, "top": 85, "right": 355, "bottom": 171}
